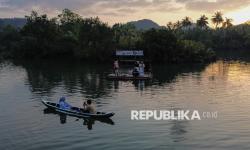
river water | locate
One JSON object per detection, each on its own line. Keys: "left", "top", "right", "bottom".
{"left": 0, "top": 60, "right": 250, "bottom": 150}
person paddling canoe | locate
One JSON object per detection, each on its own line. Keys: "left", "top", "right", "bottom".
{"left": 83, "top": 99, "right": 96, "bottom": 114}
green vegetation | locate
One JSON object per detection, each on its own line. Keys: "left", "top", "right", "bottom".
{"left": 211, "top": 11, "right": 224, "bottom": 29}
{"left": 196, "top": 15, "right": 209, "bottom": 29}
{"left": 0, "top": 9, "right": 249, "bottom": 63}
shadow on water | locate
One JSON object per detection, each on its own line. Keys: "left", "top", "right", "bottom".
{"left": 43, "top": 108, "right": 115, "bottom": 130}
{"left": 114, "top": 63, "right": 209, "bottom": 91}
{"left": 108, "top": 63, "right": 210, "bottom": 92}
{"left": 12, "top": 60, "right": 210, "bottom": 94}
{"left": 169, "top": 107, "right": 189, "bottom": 143}
{"left": 151, "top": 63, "right": 208, "bottom": 86}
{"left": 13, "top": 60, "right": 113, "bottom": 98}
{"left": 216, "top": 49, "right": 250, "bottom": 61}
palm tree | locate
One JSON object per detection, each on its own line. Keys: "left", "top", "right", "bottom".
{"left": 167, "top": 21, "right": 174, "bottom": 30}
{"left": 182, "top": 17, "right": 192, "bottom": 27}
{"left": 222, "top": 18, "right": 233, "bottom": 28}
{"left": 197, "top": 15, "right": 209, "bottom": 29}
{"left": 211, "top": 11, "right": 224, "bottom": 28}
{"left": 174, "top": 20, "right": 182, "bottom": 29}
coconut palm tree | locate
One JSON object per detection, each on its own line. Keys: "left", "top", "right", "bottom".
{"left": 211, "top": 11, "right": 224, "bottom": 29}
{"left": 182, "top": 17, "right": 192, "bottom": 27}
{"left": 222, "top": 18, "right": 233, "bottom": 28}
{"left": 174, "top": 20, "right": 182, "bottom": 29}
{"left": 197, "top": 15, "right": 209, "bottom": 29}
{"left": 167, "top": 21, "right": 174, "bottom": 30}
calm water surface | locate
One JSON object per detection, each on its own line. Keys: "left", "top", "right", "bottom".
{"left": 0, "top": 60, "right": 250, "bottom": 150}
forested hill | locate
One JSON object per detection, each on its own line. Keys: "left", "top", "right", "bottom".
{"left": 128, "top": 19, "right": 161, "bottom": 30}
{"left": 0, "top": 17, "right": 161, "bottom": 30}
{"left": 0, "top": 18, "right": 26, "bottom": 28}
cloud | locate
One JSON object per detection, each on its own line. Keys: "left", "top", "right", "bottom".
{"left": 178, "top": 0, "right": 250, "bottom": 13}
{"left": 0, "top": 0, "right": 183, "bottom": 17}
{"left": 0, "top": 0, "right": 250, "bottom": 24}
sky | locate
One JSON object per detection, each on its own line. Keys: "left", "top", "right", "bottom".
{"left": 0, "top": 0, "right": 250, "bottom": 26}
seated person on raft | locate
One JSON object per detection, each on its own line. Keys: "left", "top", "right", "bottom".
{"left": 132, "top": 61, "right": 140, "bottom": 77}
{"left": 82, "top": 100, "right": 96, "bottom": 114}
{"left": 132, "top": 67, "right": 139, "bottom": 77}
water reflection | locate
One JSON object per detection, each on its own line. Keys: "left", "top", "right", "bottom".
{"left": 13, "top": 60, "right": 113, "bottom": 98}
{"left": 167, "top": 107, "right": 189, "bottom": 143}
{"left": 132, "top": 80, "right": 145, "bottom": 91}
{"left": 13, "top": 60, "right": 210, "bottom": 95}
{"left": 82, "top": 118, "right": 115, "bottom": 130}
{"left": 151, "top": 63, "right": 207, "bottom": 86}
{"left": 43, "top": 108, "right": 114, "bottom": 130}
{"left": 113, "top": 80, "right": 119, "bottom": 90}
{"left": 170, "top": 120, "right": 188, "bottom": 143}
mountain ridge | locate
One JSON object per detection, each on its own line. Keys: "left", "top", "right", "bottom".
{"left": 127, "top": 19, "right": 161, "bottom": 30}
{"left": 0, "top": 18, "right": 26, "bottom": 28}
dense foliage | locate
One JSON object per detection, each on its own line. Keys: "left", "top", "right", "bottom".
{"left": 1, "top": 9, "right": 249, "bottom": 63}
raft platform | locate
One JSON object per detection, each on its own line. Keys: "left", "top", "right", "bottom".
{"left": 107, "top": 73, "right": 152, "bottom": 80}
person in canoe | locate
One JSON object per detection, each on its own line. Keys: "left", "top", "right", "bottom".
{"left": 59, "top": 97, "right": 71, "bottom": 110}
{"left": 113, "top": 59, "right": 119, "bottom": 76}
{"left": 83, "top": 99, "right": 96, "bottom": 114}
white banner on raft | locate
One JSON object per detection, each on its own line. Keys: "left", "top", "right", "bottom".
{"left": 116, "top": 50, "right": 144, "bottom": 56}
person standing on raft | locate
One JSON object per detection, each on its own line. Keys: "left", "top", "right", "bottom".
{"left": 139, "top": 61, "right": 145, "bottom": 76}
{"left": 113, "top": 59, "right": 119, "bottom": 76}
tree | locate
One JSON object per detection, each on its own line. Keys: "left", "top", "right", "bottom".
{"left": 141, "top": 29, "right": 177, "bottom": 62}
{"left": 57, "top": 9, "right": 83, "bottom": 55}
{"left": 177, "top": 40, "right": 215, "bottom": 62}
{"left": 0, "top": 20, "right": 3, "bottom": 28}
{"left": 174, "top": 21, "right": 182, "bottom": 29}
{"left": 0, "top": 25, "right": 20, "bottom": 58}
{"left": 112, "top": 23, "right": 141, "bottom": 49}
{"left": 182, "top": 17, "right": 192, "bottom": 28}
{"left": 58, "top": 9, "right": 82, "bottom": 25}
{"left": 58, "top": 9, "right": 82, "bottom": 37}
{"left": 78, "top": 17, "right": 114, "bottom": 61}
{"left": 22, "top": 11, "right": 59, "bottom": 40}
{"left": 167, "top": 22, "right": 174, "bottom": 30}
{"left": 222, "top": 18, "right": 233, "bottom": 28}
{"left": 197, "top": 15, "right": 209, "bottom": 29}
{"left": 20, "top": 11, "right": 61, "bottom": 58}
{"left": 211, "top": 11, "right": 224, "bottom": 29}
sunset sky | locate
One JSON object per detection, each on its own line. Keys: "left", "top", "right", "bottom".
{"left": 0, "top": 0, "right": 250, "bottom": 26}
